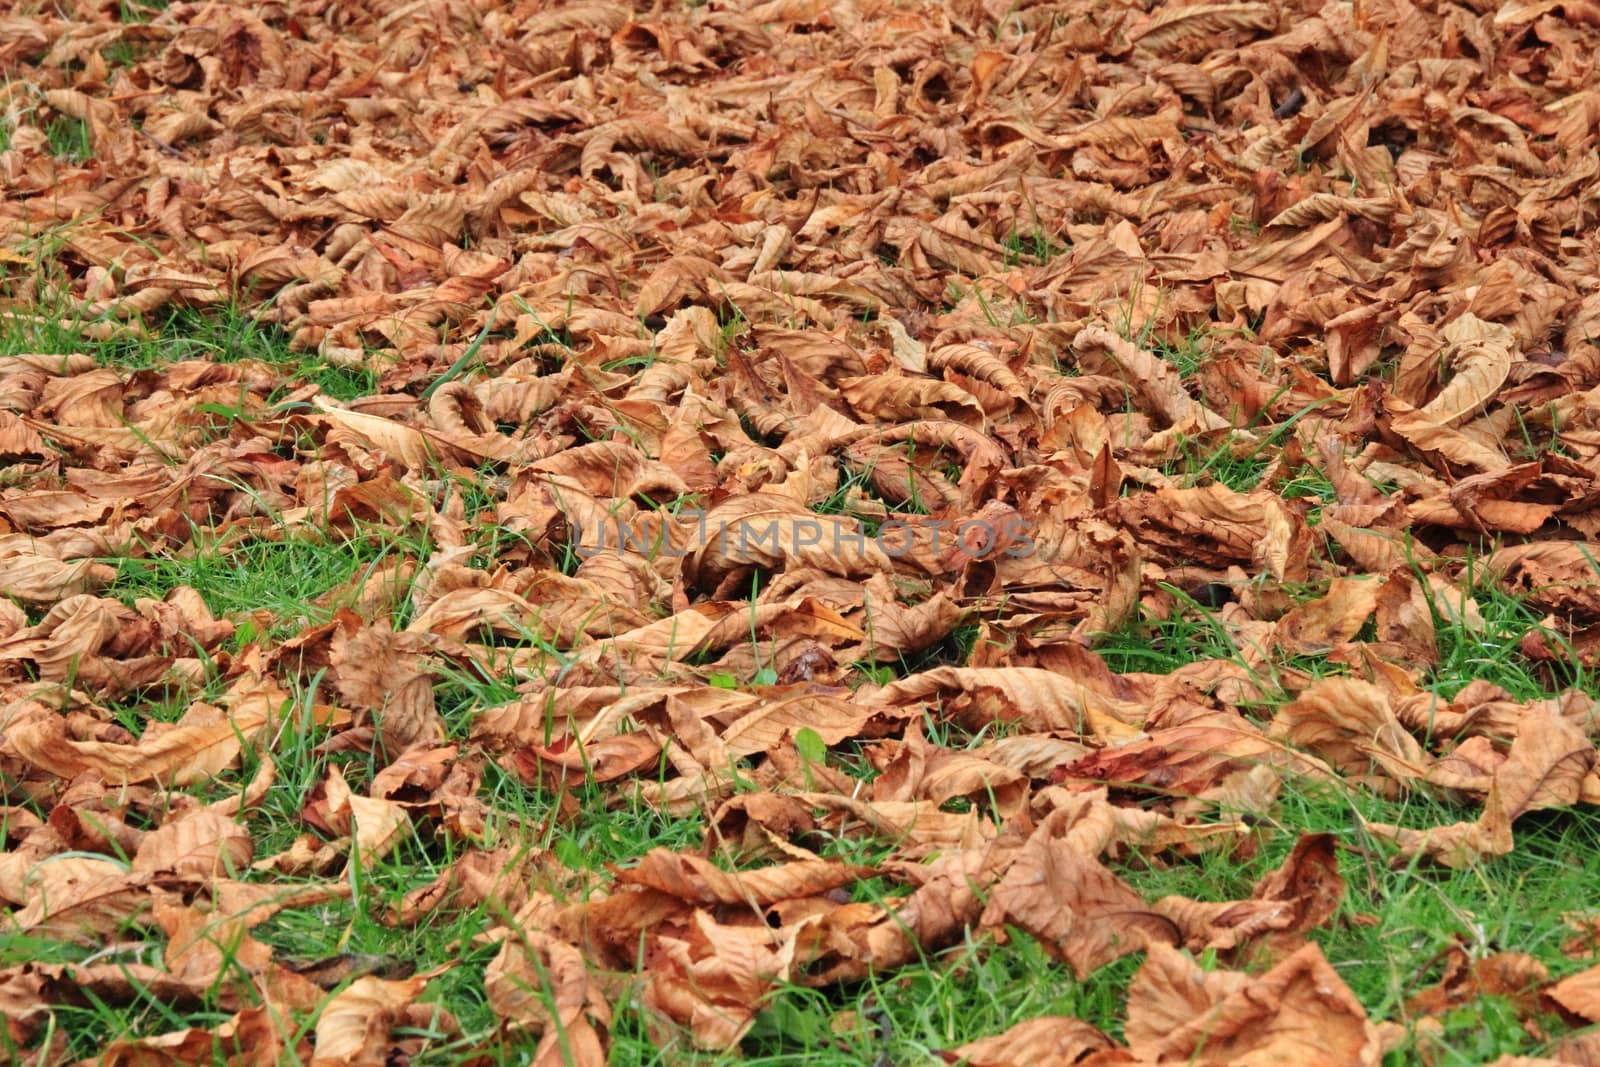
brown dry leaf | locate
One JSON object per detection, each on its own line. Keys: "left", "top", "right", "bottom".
{"left": 868, "top": 666, "right": 1145, "bottom": 739}
{"left": 717, "top": 690, "right": 913, "bottom": 759}
{"left": 131, "top": 810, "right": 253, "bottom": 880}
{"left": 616, "top": 851, "right": 865, "bottom": 907}
{"left": 981, "top": 806, "right": 1179, "bottom": 977}
{"left": 311, "top": 972, "right": 441, "bottom": 1067}
{"left": 871, "top": 726, "right": 1030, "bottom": 817}
{"left": 1486, "top": 543, "right": 1600, "bottom": 619}
{"left": 939, "top": 1016, "right": 1117, "bottom": 1066}
{"left": 1365, "top": 711, "right": 1593, "bottom": 868}
{"left": 1059, "top": 711, "right": 1339, "bottom": 800}
{"left": 1269, "top": 679, "right": 1430, "bottom": 794}
{"left": 840, "top": 374, "right": 985, "bottom": 424}
{"left": 3, "top": 674, "right": 281, "bottom": 786}
{"left": 1156, "top": 832, "right": 1344, "bottom": 953}
{"left": 308, "top": 764, "right": 411, "bottom": 868}
{"left": 85, "top": 1006, "right": 293, "bottom": 1067}
{"left": 1075, "top": 324, "right": 1230, "bottom": 432}
{"left": 1406, "top": 946, "right": 1548, "bottom": 1020}
{"left": 8, "top": 0, "right": 1600, "bottom": 1057}
{"left": 485, "top": 929, "right": 610, "bottom": 1065}
{"left": 1125, "top": 942, "right": 1384, "bottom": 1065}
{"left": 639, "top": 912, "right": 806, "bottom": 1049}
{"left": 1416, "top": 315, "right": 1517, "bottom": 427}
{"left": 331, "top": 617, "right": 444, "bottom": 762}
{"left": 799, "top": 827, "right": 1031, "bottom": 985}
{"left": 1272, "top": 578, "right": 1379, "bottom": 653}
{"left": 5, "top": 857, "right": 148, "bottom": 943}
{"left": 1111, "top": 485, "right": 1308, "bottom": 582}
{"left": 1547, "top": 964, "right": 1600, "bottom": 1023}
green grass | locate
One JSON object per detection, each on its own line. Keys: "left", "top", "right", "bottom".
{"left": 1001, "top": 227, "right": 1066, "bottom": 267}
{"left": 0, "top": 111, "right": 95, "bottom": 161}
{"left": 698, "top": 938, "right": 1142, "bottom": 1065}
{"left": 1426, "top": 566, "right": 1594, "bottom": 701}
{"left": 1154, "top": 329, "right": 1208, "bottom": 378}
{"left": 103, "top": 38, "right": 143, "bottom": 67}
{"left": 1162, "top": 434, "right": 1273, "bottom": 492}
{"left": 104, "top": 528, "right": 418, "bottom": 640}
{"left": 118, "top": 0, "right": 170, "bottom": 23}
{"left": 0, "top": 303, "right": 376, "bottom": 400}
{"left": 45, "top": 116, "right": 93, "bottom": 163}
{"left": 1098, "top": 592, "right": 1252, "bottom": 675}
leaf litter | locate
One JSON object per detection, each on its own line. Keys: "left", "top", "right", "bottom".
{"left": 4, "top": 0, "right": 1600, "bottom": 1061}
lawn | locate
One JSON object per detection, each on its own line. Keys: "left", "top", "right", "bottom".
{"left": 4, "top": 0, "right": 1600, "bottom": 1065}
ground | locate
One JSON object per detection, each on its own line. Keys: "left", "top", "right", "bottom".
{"left": 3, "top": 0, "right": 1600, "bottom": 1064}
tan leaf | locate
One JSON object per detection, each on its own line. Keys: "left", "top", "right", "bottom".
{"left": 982, "top": 806, "right": 1179, "bottom": 977}
{"left": 1406, "top": 946, "right": 1547, "bottom": 1019}
{"left": 132, "top": 811, "right": 254, "bottom": 879}
{"left": 1269, "top": 678, "right": 1430, "bottom": 793}
{"left": 939, "top": 1016, "right": 1116, "bottom": 1066}
{"left": 1417, "top": 314, "right": 1515, "bottom": 426}
{"left": 868, "top": 666, "right": 1145, "bottom": 739}
{"left": 1271, "top": 577, "right": 1378, "bottom": 653}
{"left": 838, "top": 375, "right": 985, "bottom": 424}
{"left": 485, "top": 930, "right": 610, "bottom": 1064}
{"left": 639, "top": 910, "right": 806, "bottom": 1048}
{"left": 1125, "top": 942, "right": 1383, "bottom": 1065}
{"left": 1131, "top": 2, "right": 1277, "bottom": 53}
{"left": 1074, "top": 324, "right": 1230, "bottom": 431}
{"left": 332, "top": 619, "right": 444, "bottom": 762}
{"left": 4, "top": 682, "right": 278, "bottom": 786}
{"left": 1547, "top": 964, "right": 1600, "bottom": 1022}
{"left": 616, "top": 852, "right": 865, "bottom": 906}
{"left": 1365, "top": 711, "right": 1593, "bottom": 868}
{"left": 1156, "top": 833, "right": 1344, "bottom": 952}
{"left": 311, "top": 973, "right": 437, "bottom": 1067}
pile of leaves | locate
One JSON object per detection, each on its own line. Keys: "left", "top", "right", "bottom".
{"left": 6, "top": 0, "right": 1600, "bottom": 1061}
